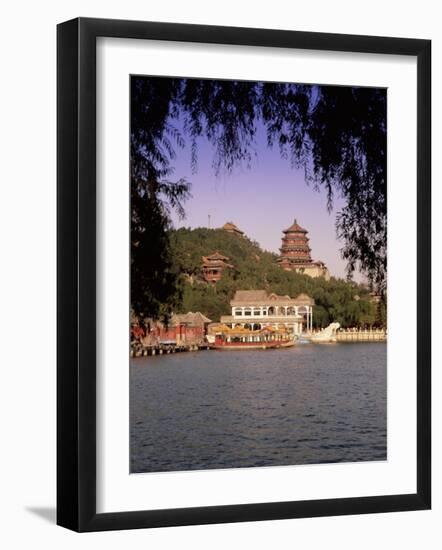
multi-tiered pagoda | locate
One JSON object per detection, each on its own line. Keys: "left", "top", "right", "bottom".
{"left": 277, "top": 219, "right": 330, "bottom": 280}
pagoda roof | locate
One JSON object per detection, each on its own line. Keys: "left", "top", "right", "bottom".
{"left": 202, "top": 260, "right": 228, "bottom": 268}
{"left": 276, "top": 257, "right": 313, "bottom": 265}
{"left": 283, "top": 218, "right": 308, "bottom": 234}
{"left": 172, "top": 311, "right": 212, "bottom": 326}
{"left": 222, "top": 222, "right": 244, "bottom": 234}
{"left": 202, "top": 251, "right": 230, "bottom": 261}
{"left": 280, "top": 245, "right": 311, "bottom": 250}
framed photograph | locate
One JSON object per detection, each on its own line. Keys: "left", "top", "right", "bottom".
{"left": 57, "top": 17, "right": 431, "bottom": 531}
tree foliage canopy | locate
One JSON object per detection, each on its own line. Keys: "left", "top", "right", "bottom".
{"left": 131, "top": 76, "right": 386, "bottom": 321}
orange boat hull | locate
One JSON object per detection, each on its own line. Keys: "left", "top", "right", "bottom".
{"left": 210, "top": 340, "right": 294, "bottom": 350}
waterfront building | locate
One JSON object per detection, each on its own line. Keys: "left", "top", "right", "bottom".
{"left": 201, "top": 251, "right": 234, "bottom": 283}
{"left": 222, "top": 221, "right": 244, "bottom": 237}
{"left": 219, "top": 289, "right": 315, "bottom": 335}
{"left": 135, "top": 312, "right": 212, "bottom": 347}
{"left": 277, "top": 218, "right": 330, "bottom": 280}
{"left": 171, "top": 312, "right": 212, "bottom": 345}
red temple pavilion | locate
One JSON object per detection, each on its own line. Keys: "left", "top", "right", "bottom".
{"left": 201, "top": 252, "right": 233, "bottom": 283}
{"left": 276, "top": 219, "right": 330, "bottom": 280}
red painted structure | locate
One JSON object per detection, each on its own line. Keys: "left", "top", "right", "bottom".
{"left": 201, "top": 251, "right": 233, "bottom": 283}
{"left": 132, "top": 312, "right": 212, "bottom": 348}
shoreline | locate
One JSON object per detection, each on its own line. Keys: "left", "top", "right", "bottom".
{"left": 130, "top": 336, "right": 386, "bottom": 358}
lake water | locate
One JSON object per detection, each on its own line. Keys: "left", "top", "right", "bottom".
{"left": 130, "top": 343, "right": 386, "bottom": 473}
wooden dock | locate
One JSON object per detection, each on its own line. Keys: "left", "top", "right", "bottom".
{"left": 131, "top": 342, "right": 211, "bottom": 358}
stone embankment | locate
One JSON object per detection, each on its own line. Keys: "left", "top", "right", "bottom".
{"left": 336, "top": 329, "right": 386, "bottom": 342}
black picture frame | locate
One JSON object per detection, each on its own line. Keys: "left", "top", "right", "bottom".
{"left": 57, "top": 17, "right": 431, "bottom": 532}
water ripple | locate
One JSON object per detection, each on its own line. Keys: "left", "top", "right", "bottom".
{"left": 130, "top": 343, "right": 387, "bottom": 473}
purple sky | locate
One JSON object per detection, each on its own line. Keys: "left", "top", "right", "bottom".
{"left": 168, "top": 120, "right": 363, "bottom": 282}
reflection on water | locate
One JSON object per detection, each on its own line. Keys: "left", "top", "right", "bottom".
{"left": 130, "top": 343, "right": 386, "bottom": 473}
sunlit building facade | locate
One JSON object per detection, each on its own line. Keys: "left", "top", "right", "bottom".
{"left": 220, "top": 290, "right": 314, "bottom": 335}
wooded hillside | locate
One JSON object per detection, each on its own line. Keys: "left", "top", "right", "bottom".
{"left": 168, "top": 228, "right": 385, "bottom": 328}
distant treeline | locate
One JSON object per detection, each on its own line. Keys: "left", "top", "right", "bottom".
{"left": 168, "top": 228, "right": 386, "bottom": 329}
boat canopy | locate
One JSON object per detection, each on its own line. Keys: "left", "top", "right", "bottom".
{"left": 215, "top": 324, "right": 289, "bottom": 337}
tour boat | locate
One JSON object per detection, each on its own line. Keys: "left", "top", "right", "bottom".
{"left": 210, "top": 325, "right": 295, "bottom": 351}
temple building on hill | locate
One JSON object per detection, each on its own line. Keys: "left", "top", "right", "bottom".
{"left": 222, "top": 221, "right": 244, "bottom": 237}
{"left": 277, "top": 218, "right": 330, "bottom": 280}
{"left": 218, "top": 290, "right": 315, "bottom": 335}
{"left": 201, "top": 251, "right": 233, "bottom": 283}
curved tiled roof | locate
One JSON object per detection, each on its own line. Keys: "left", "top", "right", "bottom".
{"left": 222, "top": 222, "right": 244, "bottom": 234}
{"left": 233, "top": 290, "right": 268, "bottom": 302}
{"left": 231, "top": 289, "right": 315, "bottom": 306}
{"left": 283, "top": 218, "right": 308, "bottom": 233}
{"left": 294, "top": 293, "right": 315, "bottom": 305}
{"left": 172, "top": 311, "right": 212, "bottom": 325}
{"left": 202, "top": 251, "right": 230, "bottom": 261}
